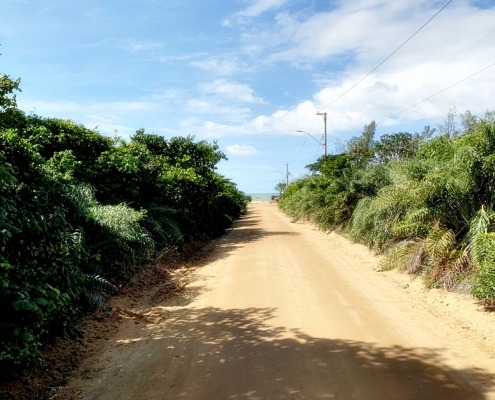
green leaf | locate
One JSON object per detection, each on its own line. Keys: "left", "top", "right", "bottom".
{"left": 34, "top": 297, "right": 50, "bottom": 307}
{"left": 21, "top": 299, "right": 35, "bottom": 311}
{"left": 23, "top": 331, "right": 34, "bottom": 342}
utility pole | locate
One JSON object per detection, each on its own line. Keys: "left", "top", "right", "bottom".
{"left": 316, "top": 111, "right": 327, "bottom": 156}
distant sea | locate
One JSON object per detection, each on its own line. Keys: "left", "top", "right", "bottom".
{"left": 248, "top": 193, "right": 278, "bottom": 202}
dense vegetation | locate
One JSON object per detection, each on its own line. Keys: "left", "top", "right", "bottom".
{"left": 279, "top": 110, "right": 495, "bottom": 306}
{"left": 0, "top": 74, "right": 249, "bottom": 376}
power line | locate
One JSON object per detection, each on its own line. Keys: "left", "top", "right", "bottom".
{"left": 294, "top": 61, "right": 495, "bottom": 171}
{"left": 320, "top": 0, "right": 453, "bottom": 111}
{"left": 294, "top": 1, "right": 454, "bottom": 168}
{"left": 378, "top": 61, "right": 495, "bottom": 125}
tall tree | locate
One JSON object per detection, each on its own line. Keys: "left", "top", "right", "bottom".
{"left": 437, "top": 107, "right": 460, "bottom": 138}
{"left": 374, "top": 132, "right": 419, "bottom": 164}
{"left": 0, "top": 74, "right": 21, "bottom": 111}
{"left": 347, "top": 121, "right": 376, "bottom": 167}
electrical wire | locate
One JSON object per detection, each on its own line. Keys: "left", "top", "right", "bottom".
{"left": 319, "top": 0, "right": 453, "bottom": 111}
{"left": 293, "top": 61, "right": 495, "bottom": 177}
{"left": 291, "top": 0, "right": 455, "bottom": 173}
{"left": 378, "top": 61, "right": 495, "bottom": 125}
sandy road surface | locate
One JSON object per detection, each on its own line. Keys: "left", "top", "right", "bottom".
{"left": 64, "top": 203, "right": 495, "bottom": 399}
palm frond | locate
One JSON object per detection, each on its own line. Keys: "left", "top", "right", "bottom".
{"left": 467, "top": 206, "right": 494, "bottom": 241}
{"left": 372, "top": 185, "right": 410, "bottom": 211}
{"left": 393, "top": 207, "right": 432, "bottom": 237}
{"left": 423, "top": 248, "right": 471, "bottom": 291}
{"left": 470, "top": 232, "right": 495, "bottom": 268}
{"left": 88, "top": 203, "right": 154, "bottom": 248}
{"left": 425, "top": 225, "right": 456, "bottom": 261}
{"left": 66, "top": 183, "right": 97, "bottom": 217}
{"left": 83, "top": 274, "right": 117, "bottom": 309}
{"left": 379, "top": 240, "right": 426, "bottom": 274}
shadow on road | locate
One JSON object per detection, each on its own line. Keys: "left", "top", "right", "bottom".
{"left": 126, "top": 306, "right": 493, "bottom": 399}
{"left": 86, "top": 205, "right": 495, "bottom": 399}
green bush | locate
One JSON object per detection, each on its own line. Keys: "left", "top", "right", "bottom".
{"left": 0, "top": 74, "right": 250, "bottom": 376}
{"left": 281, "top": 114, "right": 495, "bottom": 304}
{"left": 0, "top": 131, "right": 94, "bottom": 371}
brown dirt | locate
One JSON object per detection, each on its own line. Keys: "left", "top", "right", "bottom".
{"left": 5, "top": 203, "right": 495, "bottom": 399}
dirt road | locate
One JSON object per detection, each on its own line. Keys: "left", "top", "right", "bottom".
{"left": 64, "top": 203, "right": 495, "bottom": 399}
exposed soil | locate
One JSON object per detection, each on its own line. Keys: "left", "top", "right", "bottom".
{"left": 4, "top": 203, "right": 495, "bottom": 399}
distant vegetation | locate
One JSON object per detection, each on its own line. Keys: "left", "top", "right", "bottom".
{"left": 0, "top": 74, "right": 249, "bottom": 375}
{"left": 279, "top": 109, "right": 495, "bottom": 306}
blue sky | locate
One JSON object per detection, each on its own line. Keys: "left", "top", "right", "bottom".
{"left": 1, "top": 0, "right": 494, "bottom": 193}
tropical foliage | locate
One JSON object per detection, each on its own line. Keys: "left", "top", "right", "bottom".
{"left": 0, "top": 74, "right": 249, "bottom": 375}
{"left": 280, "top": 110, "right": 495, "bottom": 306}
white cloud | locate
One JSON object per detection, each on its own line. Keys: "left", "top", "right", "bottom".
{"left": 190, "top": 56, "right": 248, "bottom": 75}
{"left": 226, "top": 144, "right": 259, "bottom": 155}
{"left": 122, "top": 39, "right": 162, "bottom": 53}
{"left": 235, "top": 0, "right": 288, "bottom": 18}
{"left": 199, "top": 79, "right": 266, "bottom": 104}
{"left": 11, "top": 0, "right": 495, "bottom": 150}
{"left": 18, "top": 98, "right": 161, "bottom": 138}
{"left": 159, "top": 52, "right": 209, "bottom": 63}
{"left": 185, "top": 99, "right": 251, "bottom": 117}
{"left": 239, "top": 0, "right": 495, "bottom": 78}
{"left": 312, "top": 57, "right": 495, "bottom": 129}
{"left": 85, "top": 115, "right": 133, "bottom": 137}
{"left": 21, "top": 100, "right": 84, "bottom": 114}
{"left": 178, "top": 80, "right": 265, "bottom": 125}
{"left": 249, "top": 100, "right": 319, "bottom": 134}
{"left": 103, "top": 101, "right": 161, "bottom": 112}
{"left": 23, "top": 99, "right": 160, "bottom": 114}
{"left": 184, "top": 53, "right": 495, "bottom": 141}
{"left": 231, "top": 0, "right": 495, "bottom": 132}
{"left": 223, "top": 0, "right": 288, "bottom": 26}
{"left": 185, "top": 100, "right": 320, "bottom": 139}
{"left": 150, "top": 89, "right": 183, "bottom": 102}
